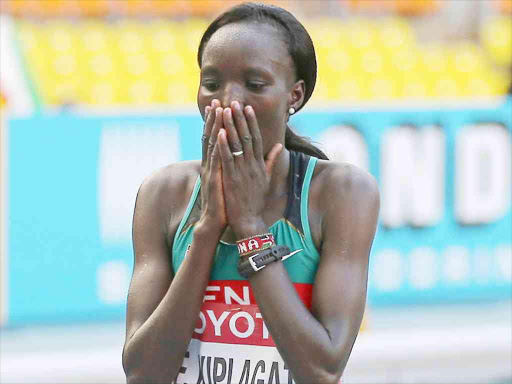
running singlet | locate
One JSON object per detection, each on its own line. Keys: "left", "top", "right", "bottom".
{"left": 172, "top": 151, "right": 322, "bottom": 384}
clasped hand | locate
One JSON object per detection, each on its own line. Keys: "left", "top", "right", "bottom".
{"left": 200, "top": 99, "right": 283, "bottom": 239}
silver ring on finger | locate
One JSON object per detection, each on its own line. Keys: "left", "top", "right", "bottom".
{"left": 232, "top": 150, "right": 244, "bottom": 157}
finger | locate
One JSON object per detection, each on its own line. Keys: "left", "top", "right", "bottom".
{"left": 223, "top": 107, "right": 243, "bottom": 159}
{"left": 210, "top": 134, "right": 222, "bottom": 182}
{"left": 232, "top": 101, "right": 253, "bottom": 158}
{"left": 218, "top": 128, "right": 236, "bottom": 176}
{"left": 211, "top": 99, "right": 221, "bottom": 111}
{"left": 264, "top": 143, "right": 284, "bottom": 176}
{"left": 207, "top": 106, "right": 224, "bottom": 170}
{"left": 201, "top": 106, "right": 214, "bottom": 167}
{"left": 202, "top": 100, "right": 220, "bottom": 167}
{"left": 244, "top": 105, "right": 263, "bottom": 161}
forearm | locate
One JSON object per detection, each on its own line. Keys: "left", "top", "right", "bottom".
{"left": 245, "top": 247, "right": 342, "bottom": 384}
{"left": 123, "top": 222, "right": 222, "bottom": 383}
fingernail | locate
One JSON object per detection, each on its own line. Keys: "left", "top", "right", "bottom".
{"left": 225, "top": 108, "right": 231, "bottom": 117}
{"left": 205, "top": 106, "right": 210, "bottom": 116}
{"left": 232, "top": 101, "right": 239, "bottom": 110}
{"left": 216, "top": 107, "right": 223, "bottom": 115}
{"left": 245, "top": 105, "right": 253, "bottom": 114}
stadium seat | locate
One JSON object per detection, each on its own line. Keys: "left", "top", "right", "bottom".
{"left": 12, "top": 15, "right": 512, "bottom": 106}
{"left": 480, "top": 17, "right": 512, "bottom": 67}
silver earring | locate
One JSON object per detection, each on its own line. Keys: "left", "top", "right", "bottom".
{"left": 288, "top": 107, "right": 295, "bottom": 115}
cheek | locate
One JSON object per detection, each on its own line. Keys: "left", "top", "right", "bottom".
{"left": 253, "top": 97, "right": 286, "bottom": 131}
{"left": 251, "top": 95, "right": 287, "bottom": 151}
{"left": 197, "top": 89, "right": 210, "bottom": 119}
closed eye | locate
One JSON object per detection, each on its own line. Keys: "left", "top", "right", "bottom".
{"left": 202, "top": 81, "right": 220, "bottom": 92}
{"left": 246, "top": 81, "right": 266, "bottom": 91}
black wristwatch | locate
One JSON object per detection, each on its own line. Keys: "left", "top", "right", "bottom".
{"left": 237, "top": 245, "right": 290, "bottom": 278}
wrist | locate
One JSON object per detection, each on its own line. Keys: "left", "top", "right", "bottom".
{"left": 233, "top": 219, "right": 269, "bottom": 240}
{"left": 195, "top": 218, "right": 225, "bottom": 241}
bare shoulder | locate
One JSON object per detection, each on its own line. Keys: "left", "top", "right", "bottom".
{"left": 306, "top": 160, "right": 379, "bottom": 249}
{"left": 313, "top": 160, "right": 380, "bottom": 224}
{"left": 314, "top": 160, "right": 379, "bottom": 208}
{"left": 138, "top": 160, "right": 201, "bottom": 199}
{"left": 136, "top": 160, "right": 201, "bottom": 231}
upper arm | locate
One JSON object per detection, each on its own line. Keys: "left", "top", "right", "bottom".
{"left": 125, "top": 168, "right": 177, "bottom": 343}
{"left": 311, "top": 164, "right": 380, "bottom": 368}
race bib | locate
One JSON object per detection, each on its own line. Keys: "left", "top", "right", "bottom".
{"left": 174, "top": 280, "right": 313, "bottom": 384}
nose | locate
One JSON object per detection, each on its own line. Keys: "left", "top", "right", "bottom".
{"left": 220, "top": 82, "right": 245, "bottom": 109}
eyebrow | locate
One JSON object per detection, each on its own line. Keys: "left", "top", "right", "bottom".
{"left": 200, "top": 65, "right": 221, "bottom": 76}
{"left": 245, "top": 67, "right": 273, "bottom": 79}
{"left": 200, "top": 65, "right": 273, "bottom": 79}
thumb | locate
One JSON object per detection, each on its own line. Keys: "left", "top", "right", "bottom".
{"left": 264, "top": 143, "right": 284, "bottom": 176}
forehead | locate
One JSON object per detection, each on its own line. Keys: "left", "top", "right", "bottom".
{"left": 201, "top": 22, "right": 294, "bottom": 76}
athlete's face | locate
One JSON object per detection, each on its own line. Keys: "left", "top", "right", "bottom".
{"left": 198, "top": 22, "right": 304, "bottom": 155}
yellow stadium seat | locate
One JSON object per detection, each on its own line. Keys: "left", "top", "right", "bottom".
{"left": 399, "top": 73, "right": 430, "bottom": 99}
{"left": 337, "top": 78, "right": 364, "bottom": 101}
{"left": 377, "top": 18, "right": 416, "bottom": 51}
{"left": 390, "top": 48, "right": 421, "bottom": 73}
{"left": 306, "top": 18, "right": 347, "bottom": 52}
{"left": 345, "top": 18, "right": 379, "bottom": 51}
{"left": 369, "top": 76, "right": 399, "bottom": 100}
{"left": 165, "top": 81, "right": 197, "bottom": 105}
{"left": 126, "top": 80, "right": 156, "bottom": 104}
{"left": 16, "top": 21, "right": 49, "bottom": 57}
{"left": 448, "top": 43, "right": 489, "bottom": 75}
{"left": 433, "top": 77, "right": 460, "bottom": 98}
{"left": 480, "top": 17, "right": 512, "bottom": 67}
{"left": 309, "top": 73, "right": 330, "bottom": 104}
{"left": 44, "top": 21, "right": 77, "bottom": 53}
{"left": 159, "top": 53, "right": 186, "bottom": 77}
{"left": 149, "top": 20, "right": 179, "bottom": 53}
{"left": 421, "top": 44, "right": 449, "bottom": 73}
{"left": 483, "top": 70, "right": 511, "bottom": 95}
{"left": 115, "top": 20, "right": 148, "bottom": 54}
{"left": 13, "top": 13, "right": 510, "bottom": 107}
{"left": 324, "top": 50, "right": 357, "bottom": 75}
{"left": 465, "top": 77, "right": 494, "bottom": 97}
{"left": 78, "top": 20, "right": 115, "bottom": 54}
{"left": 83, "top": 81, "right": 117, "bottom": 105}
{"left": 359, "top": 51, "right": 386, "bottom": 75}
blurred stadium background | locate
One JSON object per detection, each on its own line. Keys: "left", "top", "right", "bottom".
{"left": 0, "top": 0, "right": 511, "bottom": 383}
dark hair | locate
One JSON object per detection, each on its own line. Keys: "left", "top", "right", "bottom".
{"left": 197, "top": 2, "right": 329, "bottom": 160}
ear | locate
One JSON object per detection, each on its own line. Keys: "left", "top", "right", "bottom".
{"left": 289, "top": 79, "right": 305, "bottom": 112}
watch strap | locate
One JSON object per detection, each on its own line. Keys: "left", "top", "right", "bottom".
{"left": 237, "top": 245, "right": 290, "bottom": 278}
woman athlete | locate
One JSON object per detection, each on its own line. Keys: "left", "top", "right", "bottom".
{"left": 122, "top": 3, "right": 380, "bottom": 384}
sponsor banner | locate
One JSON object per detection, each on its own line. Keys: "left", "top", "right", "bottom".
{"left": 193, "top": 280, "right": 312, "bottom": 347}
{"left": 4, "top": 98, "right": 511, "bottom": 325}
{"left": 0, "top": 113, "right": 8, "bottom": 326}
